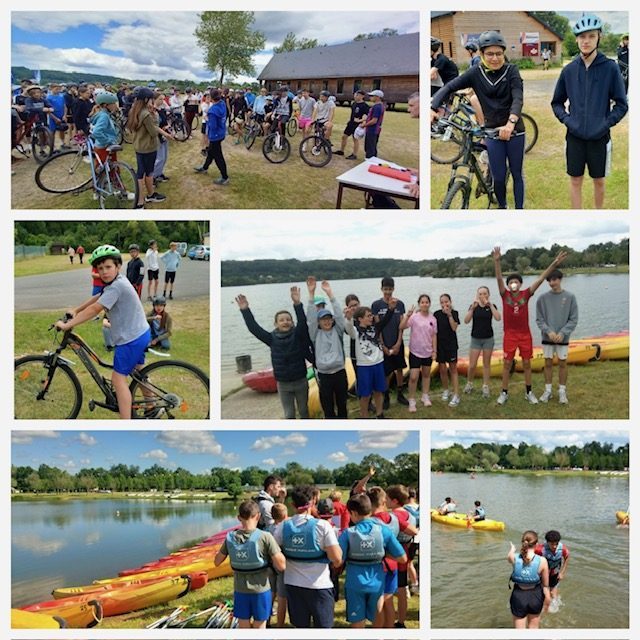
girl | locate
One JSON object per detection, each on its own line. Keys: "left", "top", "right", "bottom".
{"left": 434, "top": 294, "right": 460, "bottom": 407}
{"left": 399, "top": 294, "right": 437, "bottom": 411}
{"left": 508, "top": 531, "right": 551, "bottom": 628}
{"left": 89, "top": 92, "right": 119, "bottom": 167}
{"left": 463, "top": 286, "right": 501, "bottom": 398}
{"left": 200, "top": 91, "right": 212, "bottom": 155}
{"left": 152, "top": 92, "right": 171, "bottom": 185}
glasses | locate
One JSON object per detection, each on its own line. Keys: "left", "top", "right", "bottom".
{"left": 484, "top": 51, "right": 505, "bottom": 59}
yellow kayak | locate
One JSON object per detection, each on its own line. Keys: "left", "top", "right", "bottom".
{"left": 572, "top": 333, "right": 629, "bottom": 361}
{"left": 11, "top": 608, "right": 66, "bottom": 629}
{"left": 20, "top": 599, "right": 102, "bottom": 628}
{"left": 308, "top": 358, "right": 357, "bottom": 417}
{"left": 515, "top": 343, "right": 598, "bottom": 373}
{"left": 616, "top": 511, "right": 630, "bottom": 525}
{"left": 430, "top": 508, "right": 505, "bottom": 531}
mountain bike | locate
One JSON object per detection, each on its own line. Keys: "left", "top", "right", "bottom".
{"left": 262, "top": 116, "right": 291, "bottom": 163}
{"left": 299, "top": 120, "right": 332, "bottom": 168}
{"left": 15, "top": 113, "right": 56, "bottom": 163}
{"left": 287, "top": 113, "right": 299, "bottom": 137}
{"left": 167, "top": 110, "right": 190, "bottom": 142}
{"left": 243, "top": 114, "right": 264, "bottom": 150}
{"left": 15, "top": 315, "right": 210, "bottom": 420}
{"left": 34, "top": 135, "right": 139, "bottom": 209}
{"left": 112, "top": 110, "right": 132, "bottom": 145}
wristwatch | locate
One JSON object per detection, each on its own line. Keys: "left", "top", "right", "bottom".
{"left": 508, "top": 116, "right": 518, "bottom": 124}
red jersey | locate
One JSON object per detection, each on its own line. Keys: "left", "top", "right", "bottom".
{"left": 332, "top": 500, "right": 350, "bottom": 532}
{"left": 392, "top": 507, "right": 413, "bottom": 570}
{"left": 534, "top": 542, "right": 569, "bottom": 575}
{"left": 371, "top": 511, "right": 398, "bottom": 572}
{"left": 501, "top": 287, "right": 532, "bottom": 334}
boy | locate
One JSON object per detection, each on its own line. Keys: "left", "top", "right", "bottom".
{"left": 334, "top": 90, "right": 369, "bottom": 160}
{"left": 535, "top": 269, "right": 578, "bottom": 404}
{"left": 55, "top": 245, "right": 150, "bottom": 419}
{"left": 492, "top": 246, "right": 568, "bottom": 405}
{"left": 161, "top": 241, "right": 181, "bottom": 300}
{"left": 317, "top": 497, "right": 341, "bottom": 602}
{"left": 535, "top": 530, "right": 569, "bottom": 606}
{"left": 145, "top": 239, "right": 160, "bottom": 302}
{"left": 339, "top": 493, "right": 406, "bottom": 628}
{"left": 126, "top": 243, "right": 144, "bottom": 299}
{"left": 147, "top": 296, "right": 172, "bottom": 350}
{"left": 469, "top": 500, "right": 485, "bottom": 521}
{"left": 438, "top": 496, "right": 457, "bottom": 514}
{"left": 215, "top": 500, "right": 285, "bottom": 629}
{"left": 551, "top": 13, "right": 628, "bottom": 209}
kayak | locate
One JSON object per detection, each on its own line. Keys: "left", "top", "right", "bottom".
{"left": 514, "top": 343, "right": 598, "bottom": 373}
{"left": 572, "top": 332, "right": 629, "bottom": 361}
{"left": 11, "top": 608, "right": 67, "bottom": 629}
{"left": 118, "top": 542, "right": 221, "bottom": 575}
{"left": 21, "top": 598, "right": 103, "bottom": 628}
{"left": 457, "top": 351, "right": 513, "bottom": 378}
{"left": 616, "top": 511, "right": 630, "bottom": 525}
{"left": 241, "top": 369, "right": 277, "bottom": 393}
{"left": 430, "top": 508, "right": 505, "bottom": 532}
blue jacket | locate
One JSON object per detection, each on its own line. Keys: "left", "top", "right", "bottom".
{"left": 90, "top": 110, "right": 118, "bottom": 149}
{"left": 207, "top": 100, "right": 227, "bottom": 142}
{"left": 551, "top": 51, "right": 628, "bottom": 140}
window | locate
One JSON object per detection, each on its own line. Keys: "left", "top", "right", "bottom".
{"left": 372, "top": 78, "right": 382, "bottom": 90}
{"left": 337, "top": 79, "right": 344, "bottom": 94}
{"left": 353, "top": 79, "right": 362, "bottom": 92}
{"left": 322, "top": 80, "right": 329, "bottom": 90}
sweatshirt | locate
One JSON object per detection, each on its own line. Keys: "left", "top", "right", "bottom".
{"left": 535, "top": 289, "right": 578, "bottom": 345}
{"left": 306, "top": 297, "right": 345, "bottom": 374}
{"left": 206, "top": 100, "right": 227, "bottom": 142}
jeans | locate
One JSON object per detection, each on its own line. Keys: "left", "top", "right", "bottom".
{"left": 153, "top": 139, "right": 168, "bottom": 179}
{"left": 276, "top": 377, "right": 309, "bottom": 419}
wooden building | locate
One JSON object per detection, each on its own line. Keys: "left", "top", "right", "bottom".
{"left": 258, "top": 32, "right": 418, "bottom": 109}
{"left": 431, "top": 12, "right": 564, "bottom": 66}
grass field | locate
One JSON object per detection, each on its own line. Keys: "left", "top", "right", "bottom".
{"left": 12, "top": 106, "right": 419, "bottom": 210}
{"left": 430, "top": 68, "right": 629, "bottom": 210}
{"left": 14, "top": 254, "right": 98, "bottom": 278}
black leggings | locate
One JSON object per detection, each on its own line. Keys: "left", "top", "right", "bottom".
{"left": 318, "top": 369, "right": 348, "bottom": 418}
{"left": 203, "top": 140, "right": 228, "bottom": 179}
{"left": 485, "top": 134, "right": 525, "bottom": 209}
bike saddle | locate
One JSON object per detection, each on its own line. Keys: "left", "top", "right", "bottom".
{"left": 107, "top": 145, "right": 123, "bottom": 152}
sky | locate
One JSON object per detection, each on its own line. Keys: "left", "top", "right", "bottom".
{"left": 11, "top": 11, "right": 419, "bottom": 83}
{"left": 432, "top": 430, "right": 629, "bottom": 451}
{"left": 219, "top": 213, "right": 629, "bottom": 262}
{"left": 11, "top": 430, "right": 418, "bottom": 473}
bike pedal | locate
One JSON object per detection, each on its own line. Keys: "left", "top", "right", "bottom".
{"left": 88, "top": 400, "right": 96, "bottom": 411}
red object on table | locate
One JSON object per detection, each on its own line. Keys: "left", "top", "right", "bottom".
{"left": 367, "top": 164, "right": 412, "bottom": 182}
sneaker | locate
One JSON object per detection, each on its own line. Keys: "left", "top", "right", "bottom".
{"left": 135, "top": 203, "right": 145, "bottom": 209}
{"left": 376, "top": 413, "right": 386, "bottom": 419}
{"left": 169, "top": 293, "right": 173, "bottom": 300}
{"left": 157, "top": 174, "right": 169, "bottom": 182}
{"left": 397, "top": 390, "right": 409, "bottom": 406}
{"left": 539, "top": 389, "right": 552, "bottom": 403}
{"left": 201, "top": 148, "right": 207, "bottom": 156}
{"left": 525, "top": 390, "right": 539, "bottom": 404}
{"left": 421, "top": 393, "right": 432, "bottom": 407}
{"left": 409, "top": 583, "right": 420, "bottom": 595}
{"left": 346, "top": 154, "right": 357, "bottom": 160}
{"left": 333, "top": 150, "right": 344, "bottom": 155}
{"left": 383, "top": 392, "right": 390, "bottom": 411}
{"left": 194, "top": 166, "right": 208, "bottom": 173}
{"left": 482, "top": 384, "right": 490, "bottom": 399}
{"left": 448, "top": 394, "right": 460, "bottom": 407}
{"left": 394, "top": 622, "right": 406, "bottom": 628}
{"left": 463, "top": 382, "right": 474, "bottom": 394}
{"left": 213, "top": 177, "right": 230, "bottom": 185}
{"left": 60, "top": 144, "right": 71, "bottom": 150}
{"left": 408, "top": 399, "right": 417, "bottom": 413}
{"left": 441, "top": 389, "right": 450, "bottom": 401}
{"left": 143, "top": 407, "right": 166, "bottom": 419}
{"left": 558, "top": 389, "right": 569, "bottom": 404}
{"left": 496, "top": 391, "right": 508, "bottom": 405}
{"left": 145, "top": 192, "right": 167, "bottom": 203}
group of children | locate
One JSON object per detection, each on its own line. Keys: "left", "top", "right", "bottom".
{"left": 215, "top": 475, "right": 420, "bottom": 628}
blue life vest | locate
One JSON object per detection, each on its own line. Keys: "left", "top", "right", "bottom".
{"left": 475, "top": 506, "right": 486, "bottom": 519}
{"left": 225, "top": 529, "right": 268, "bottom": 572}
{"left": 511, "top": 554, "right": 541, "bottom": 585}
{"left": 346, "top": 521, "right": 385, "bottom": 565}
{"left": 405, "top": 504, "right": 420, "bottom": 528}
{"left": 396, "top": 509, "right": 417, "bottom": 544}
{"left": 542, "top": 542, "right": 564, "bottom": 572}
{"left": 373, "top": 511, "right": 400, "bottom": 538}
{"left": 282, "top": 517, "right": 329, "bottom": 563}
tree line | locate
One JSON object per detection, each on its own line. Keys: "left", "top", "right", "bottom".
{"left": 221, "top": 240, "right": 629, "bottom": 286}
{"left": 431, "top": 441, "right": 629, "bottom": 473}
{"left": 11, "top": 453, "right": 419, "bottom": 497}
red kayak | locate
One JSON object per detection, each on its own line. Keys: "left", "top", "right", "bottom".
{"left": 242, "top": 369, "right": 277, "bottom": 393}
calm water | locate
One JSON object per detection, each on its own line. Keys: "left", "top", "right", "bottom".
{"left": 11, "top": 499, "right": 238, "bottom": 607}
{"left": 221, "top": 274, "right": 628, "bottom": 376}
{"left": 431, "top": 472, "right": 629, "bottom": 628}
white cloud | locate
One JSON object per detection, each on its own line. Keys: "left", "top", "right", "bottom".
{"left": 157, "top": 431, "right": 222, "bottom": 455}
{"left": 78, "top": 432, "right": 97, "bottom": 446}
{"left": 328, "top": 451, "right": 348, "bottom": 463}
{"left": 251, "top": 432, "right": 308, "bottom": 451}
{"left": 140, "top": 449, "right": 169, "bottom": 461}
{"left": 79, "top": 458, "right": 91, "bottom": 466}
{"left": 262, "top": 458, "right": 277, "bottom": 467}
{"left": 222, "top": 452, "right": 240, "bottom": 464}
{"left": 12, "top": 431, "right": 60, "bottom": 445}
{"left": 346, "top": 431, "right": 409, "bottom": 452}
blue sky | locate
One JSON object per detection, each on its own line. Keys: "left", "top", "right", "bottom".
{"left": 432, "top": 430, "right": 629, "bottom": 451}
{"left": 11, "top": 430, "right": 419, "bottom": 473}
{"left": 11, "top": 11, "right": 419, "bottom": 83}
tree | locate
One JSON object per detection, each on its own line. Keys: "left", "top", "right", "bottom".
{"left": 274, "top": 32, "right": 321, "bottom": 53}
{"left": 354, "top": 28, "right": 399, "bottom": 41}
{"left": 194, "top": 12, "right": 265, "bottom": 85}
{"left": 530, "top": 12, "right": 570, "bottom": 40}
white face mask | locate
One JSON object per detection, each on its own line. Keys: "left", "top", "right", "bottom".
{"left": 509, "top": 281, "right": 519, "bottom": 292}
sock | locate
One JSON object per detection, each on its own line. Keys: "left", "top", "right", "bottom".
{"left": 502, "top": 389, "right": 508, "bottom": 395}
{"left": 559, "top": 385, "right": 566, "bottom": 392}
{"left": 526, "top": 385, "right": 532, "bottom": 394}
{"left": 545, "top": 383, "right": 552, "bottom": 392}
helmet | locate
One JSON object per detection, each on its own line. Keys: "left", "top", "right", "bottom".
{"left": 573, "top": 13, "right": 603, "bottom": 35}
{"left": 320, "top": 90, "right": 330, "bottom": 97}
{"left": 431, "top": 36, "right": 442, "bottom": 52}
{"left": 153, "top": 296, "right": 167, "bottom": 305}
{"left": 149, "top": 239, "right": 157, "bottom": 246}
{"left": 95, "top": 91, "right": 118, "bottom": 105}
{"left": 89, "top": 244, "right": 121, "bottom": 266}
{"left": 128, "top": 243, "right": 140, "bottom": 251}
{"left": 478, "top": 30, "right": 507, "bottom": 50}
{"left": 185, "top": 87, "right": 193, "bottom": 93}
{"left": 465, "top": 42, "right": 478, "bottom": 52}
{"left": 135, "top": 86, "right": 155, "bottom": 101}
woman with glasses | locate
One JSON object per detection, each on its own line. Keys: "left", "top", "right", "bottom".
{"left": 430, "top": 30, "right": 526, "bottom": 209}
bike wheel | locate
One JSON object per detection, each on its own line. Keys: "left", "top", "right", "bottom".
{"left": 431, "top": 124, "right": 464, "bottom": 164}
{"left": 521, "top": 112, "right": 539, "bottom": 153}
{"left": 31, "top": 127, "right": 55, "bottom": 164}
{"left": 15, "top": 355, "right": 83, "bottom": 419}
{"left": 35, "top": 149, "right": 93, "bottom": 194}
{"left": 262, "top": 133, "right": 291, "bottom": 164}
{"left": 441, "top": 179, "right": 470, "bottom": 209}
{"left": 98, "top": 162, "right": 139, "bottom": 209}
{"left": 244, "top": 127, "right": 258, "bottom": 150}
{"left": 192, "top": 114, "right": 200, "bottom": 130}
{"left": 299, "top": 136, "right": 332, "bottom": 168}
{"left": 129, "top": 360, "right": 210, "bottom": 419}
{"left": 287, "top": 117, "right": 298, "bottom": 137}
{"left": 173, "top": 121, "right": 189, "bottom": 142}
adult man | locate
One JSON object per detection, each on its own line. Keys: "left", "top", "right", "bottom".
{"left": 617, "top": 34, "right": 629, "bottom": 94}
{"left": 363, "top": 90, "right": 385, "bottom": 159}
{"left": 334, "top": 90, "right": 369, "bottom": 160}
{"left": 535, "top": 269, "right": 578, "bottom": 404}
{"left": 312, "top": 90, "right": 335, "bottom": 142}
{"left": 542, "top": 47, "right": 551, "bottom": 71}
{"left": 254, "top": 474, "right": 284, "bottom": 530}
{"left": 430, "top": 37, "right": 459, "bottom": 99}
{"left": 551, "top": 13, "right": 628, "bottom": 209}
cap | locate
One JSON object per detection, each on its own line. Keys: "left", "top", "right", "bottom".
{"left": 367, "top": 89, "right": 384, "bottom": 98}
{"left": 313, "top": 295, "right": 326, "bottom": 306}
{"left": 317, "top": 309, "right": 333, "bottom": 320}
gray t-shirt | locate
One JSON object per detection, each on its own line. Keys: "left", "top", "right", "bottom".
{"left": 299, "top": 96, "right": 316, "bottom": 119}
{"left": 315, "top": 100, "right": 335, "bottom": 123}
{"left": 98, "top": 274, "right": 149, "bottom": 345}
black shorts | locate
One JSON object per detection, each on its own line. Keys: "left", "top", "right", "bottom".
{"left": 549, "top": 573, "right": 560, "bottom": 589}
{"left": 408, "top": 541, "right": 419, "bottom": 561}
{"left": 136, "top": 151, "right": 157, "bottom": 179}
{"left": 510, "top": 584, "right": 544, "bottom": 618}
{"left": 409, "top": 353, "right": 433, "bottom": 369}
{"left": 383, "top": 346, "right": 407, "bottom": 376}
{"left": 397, "top": 569, "right": 408, "bottom": 588}
{"left": 436, "top": 345, "right": 458, "bottom": 364}
{"left": 344, "top": 121, "right": 359, "bottom": 136}
{"left": 566, "top": 131, "right": 611, "bottom": 179}
{"left": 164, "top": 271, "right": 176, "bottom": 283}
{"left": 147, "top": 269, "right": 159, "bottom": 281}
{"left": 201, "top": 122, "right": 206, "bottom": 134}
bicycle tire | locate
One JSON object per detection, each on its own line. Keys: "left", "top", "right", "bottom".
{"left": 173, "top": 120, "right": 190, "bottom": 142}
{"left": 299, "top": 136, "right": 332, "bottom": 168}
{"left": 287, "top": 117, "right": 298, "bottom": 137}
{"left": 31, "top": 126, "right": 55, "bottom": 164}
{"left": 129, "top": 359, "right": 210, "bottom": 419}
{"left": 441, "top": 179, "right": 470, "bottom": 210}
{"left": 431, "top": 124, "right": 464, "bottom": 164}
{"left": 192, "top": 114, "right": 200, "bottom": 130}
{"left": 15, "top": 355, "right": 83, "bottom": 419}
{"left": 244, "top": 127, "right": 258, "bottom": 150}
{"left": 34, "top": 149, "right": 93, "bottom": 194}
{"left": 98, "top": 161, "right": 139, "bottom": 209}
{"left": 122, "top": 125, "right": 133, "bottom": 144}
{"left": 521, "top": 112, "right": 539, "bottom": 153}
{"left": 262, "top": 133, "right": 291, "bottom": 164}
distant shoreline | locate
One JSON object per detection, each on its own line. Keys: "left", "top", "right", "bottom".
{"left": 431, "top": 469, "right": 629, "bottom": 478}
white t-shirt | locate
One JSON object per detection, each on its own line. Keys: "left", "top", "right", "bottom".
{"left": 145, "top": 248, "right": 159, "bottom": 271}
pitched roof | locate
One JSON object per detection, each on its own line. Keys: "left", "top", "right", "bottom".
{"left": 258, "top": 32, "right": 419, "bottom": 81}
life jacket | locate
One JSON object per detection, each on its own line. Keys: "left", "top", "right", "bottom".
{"left": 511, "top": 554, "right": 541, "bottom": 585}
{"left": 475, "top": 506, "right": 486, "bottom": 519}
{"left": 225, "top": 529, "right": 268, "bottom": 572}
{"left": 405, "top": 504, "right": 420, "bottom": 528}
{"left": 396, "top": 509, "right": 417, "bottom": 544}
{"left": 542, "top": 542, "right": 564, "bottom": 572}
{"left": 281, "top": 517, "right": 329, "bottom": 563}
{"left": 252, "top": 494, "right": 273, "bottom": 530}
{"left": 372, "top": 510, "right": 400, "bottom": 538}
{"left": 345, "top": 521, "right": 386, "bottom": 565}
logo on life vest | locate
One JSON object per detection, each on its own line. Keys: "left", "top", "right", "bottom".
{"left": 360, "top": 539, "right": 375, "bottom": 549}
{"left": 236, "top": 550, "right": 248, "bottom": 559}
{"left": 292, "top": 535, "right": 305, "bottom": 546}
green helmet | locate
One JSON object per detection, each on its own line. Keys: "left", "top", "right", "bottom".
{"left": 95, "top": 91, "right": 118, "bottom": 105}
{"left": 89, "top": 244, "right": 122, "bottom": 265}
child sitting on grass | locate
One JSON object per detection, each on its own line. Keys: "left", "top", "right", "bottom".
{"left": 147, "top": 296, "right": 172, "bottom": 350}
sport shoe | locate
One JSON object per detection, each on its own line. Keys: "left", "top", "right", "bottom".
{"left": 200, "top": 148, "right": 207, "bottom": 156}
{"left": 496, "top": 391, "right": 508, "bottom": 405}
{"left": 408, "top": 399, "right": 417, "bottom": 413}
{"left": 333, "top": 150, "right": 344, "bottom": 155}
{"left": 482, "top": 384, "right": 490, "bottom": 399}
{"left": 143, "top": 407, "right": 166, "bottom": 419}
{"left": 525, "top": 390, "right": 539, "bottom": 404}
{"left": 213, "top": 177, "right": 230, "bottom": 185}
{"left": 558, "top": 389, "right": 569, "bottom": 404}
{"left": 135, "top": 203, "right": 145, "bottom": 209}
{"left": 394, "top": 622, "right": 406, "bottom": 628}
{"left": 346, "top": 154, "right": 357, "bottom": 160}
{"left": 145, "top": 192, "right": 166, "bottom": 203}
{"left": 409, "top": 583, "right": 420, "bottom": 595}
{"left": 376, "top": 413, "right": 386, "bottom": 419}
{"left": 539, "top": 389, "right": 552, "bottom": 403}
{"left": 448, "top": 394, "right": 460, "bottom": 407}
{"left": 397, "top": 390, "right": 409, "bottom": 406}
{"left": 194, "top": 166, "right": 208, "bottom": 173}
{"left": 463, "top": 382, "right": 474, "bottom": 394}
{"left": 441, "top": 389, "right": 450, "bottom": 401}
{"left": 421, "top": 393, "right": 432, "bottom": 407}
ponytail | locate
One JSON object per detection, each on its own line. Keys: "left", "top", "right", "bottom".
{"left": 520, "top": 530, "right": 538, "bottom": 565}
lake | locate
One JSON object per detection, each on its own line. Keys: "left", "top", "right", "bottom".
{"left": 430, "top": 471, "right": 629, "bottom": 628}
{"left": 11, "top": 498, "right": 238, "bottom": 607}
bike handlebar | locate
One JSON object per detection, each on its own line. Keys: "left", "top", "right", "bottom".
{"left": 434, "top": 117, "right": 501, "bottom": 140}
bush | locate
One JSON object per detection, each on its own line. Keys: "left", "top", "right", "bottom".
{"left": 513, "top": 58, "right": 536, "bottom": 70}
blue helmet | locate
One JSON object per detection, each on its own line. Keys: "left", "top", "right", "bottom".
{"left": 573, "top": 14, "right": 603, "bottom": 35}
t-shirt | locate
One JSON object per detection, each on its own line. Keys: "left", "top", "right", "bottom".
{"left": 470, "top": 304, "right": 498, "bottom": 339}
{"left": 432, "top": 53, "right": 459, "bottom": 84}
{"left": 219, "top": 528, "right": 281, "bottom": 594}
{"left": 366, "top": 102, "right": 385, "bottom": 135}
{"left": 145, "top": 248, "right": 159, "bottom": 272}
{"left": 47, "top": 93, "right": 66, "bottom": 120}
{"left": 349, "top": 100, "right": 370, "bottom": 124}
{"left": 371, "top": 298, "right": 406, "bottom": 348}
{"left": 433, "top": 309, "right": 460, "bottom": 350}
{"left": 315, "top": 99, "right": 335, "bottom": 123}
{"left": 98, "top": 274, "right": 149, "bottom": 345}
{"left": 501, "top": 287, "right": 533, "bottom": 335}
{"left": 299, "top": 96, "right": 316, "bottom": 119}
{"left": 407, "top": 312, "right": 437, "bottom": 358}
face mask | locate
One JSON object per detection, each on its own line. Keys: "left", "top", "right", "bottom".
{"left": 509, "top": 282, "right": 519, "bottom": 292}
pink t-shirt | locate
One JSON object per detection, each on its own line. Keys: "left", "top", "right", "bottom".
{"left": 407, "top": 312, "right": 437, "bottom": 358}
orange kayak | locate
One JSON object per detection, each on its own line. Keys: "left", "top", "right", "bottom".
{"left": 515, "top": 343, "right": 598, "bottom": 373}
{"left": 12, "top": 608, "right": 67, "bottom": 629}
{"left": 21, "top": 598, "right": 102, "bottom": 628}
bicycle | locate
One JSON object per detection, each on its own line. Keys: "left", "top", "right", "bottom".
{"left": 15, "top": 315, "right": 210, "bottom": 420}
{"left": 34, "top": 135, "right": 139, "bottom": 209}
{"left": 262, "top": 116, "right": 291, "bottom": 163}
{"left": 299, "top": 120, "right": 333, "bottom": 168}
{"left": 111, "top": 110, "right": 133, "bottom": 145}
{"left": 242, "top": 114, "right": 265, "bottom": 150}
{"left": 15, "top": 113, "right": 55, "bottom": 163}
{"left": 167, "top": 110, "right": 190, "bottom": 142}
{"left": 286, "top": 113, "right": 299, "bottom": 137}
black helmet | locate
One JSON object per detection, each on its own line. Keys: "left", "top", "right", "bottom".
{"left": 478, "top": 30, "right": 507, "bottom": 50}
{"left": 135, "top": 86, "right": 155, "bottom": 101}
{"left": 153, "top": 296, "right": 167, "bottom": 305}
{"left": 185, "top": 87, "right": 193, "bottom": 93}
{"left": 431, "top": 36, "right": 442, "bottom": 52}
{"left": 465, "top": 42, "right": 479, "bottom": 53}
{"left": 128, "top": 243, "right": 140, "bottom": 251}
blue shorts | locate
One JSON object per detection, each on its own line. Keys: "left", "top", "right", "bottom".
{"left": 357, "top": 362, "right": 387, "bottom": 397}
{"left": 233, "top": 590, "right": 272, "bottom": 622}
{"left": 345, "top": 585, "right": 383, "bottom": 623}
{"left": 384, "top": 567, "right": 398, "bottom": 595}
{"left": 113, "top": 328, "right": 150, "bottom": 375}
